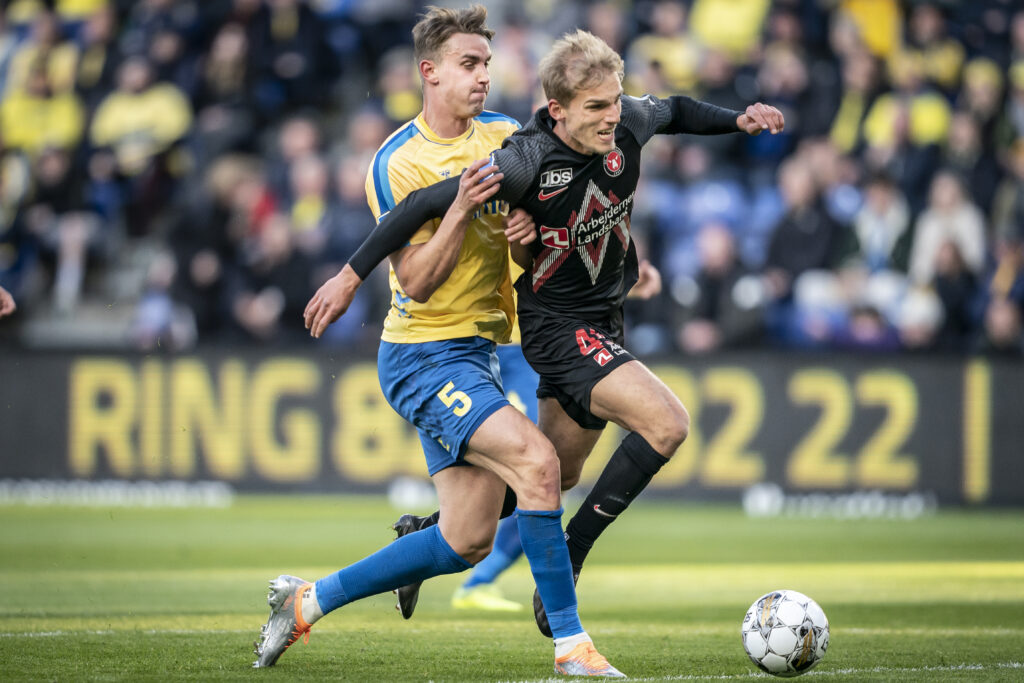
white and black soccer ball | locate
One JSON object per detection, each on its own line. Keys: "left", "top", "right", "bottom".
{"left": 741, "top": 589, "right": 829, "bottom": 677}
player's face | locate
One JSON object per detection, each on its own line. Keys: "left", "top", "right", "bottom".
{"left": 432, "top": 33, "right": 492, "bottom": 119}
{"left": 552, "top": 72, "right": 622, "bottom": 156}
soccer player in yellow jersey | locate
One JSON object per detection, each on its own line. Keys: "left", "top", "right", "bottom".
{"left": 255, "top": 6, "right": 623, "bottom": 678}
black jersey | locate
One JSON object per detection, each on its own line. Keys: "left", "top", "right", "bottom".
{"left": 490, "top": 97, "right": 670, "bottom": 330}
{"left": 347, "top": 94, "right": 742, "bottom": 333}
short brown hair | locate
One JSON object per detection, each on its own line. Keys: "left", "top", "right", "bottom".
{"left": 539, "top": 30, "right": 624, "bottom": 105}
{"left": 412, "top": 4, "right": 494, "bottom": 65}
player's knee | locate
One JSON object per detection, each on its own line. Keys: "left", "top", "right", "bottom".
{"left": 448, "top": 529, "right": 495, "bottom": 565}
{"left": 668, "top": 404, "right": 690, "bottom": 451}
{"left": 648, "top": 403, "right": 689, "bottom": 458}
{"left": 513, "top": 440, "right": 561, "bottom": 508}
{"left": 522, "top": 449, "right": 561, "bottom": 492}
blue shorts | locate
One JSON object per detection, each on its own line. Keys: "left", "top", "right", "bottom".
{"left": 378, "top": 337, "right": 509, "bottom": 475}
{"left": 497, "top": 345, "right": 539, "bottom": 424}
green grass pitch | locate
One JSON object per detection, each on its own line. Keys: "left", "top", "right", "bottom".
{"left": 2, "top": 495, "right": 1023, "bottom": 681}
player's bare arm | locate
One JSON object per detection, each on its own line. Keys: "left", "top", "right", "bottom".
{"left": 736, "top": 103, "right": 785, "bottom": 136}
{"left": 392, "top": 158, "right": 503, "bottom": 302}
{"left": 303, "top": 159, "right": 494, "bottom": 338}
{"left": 304, "top": 263, "right": 363, "bottom": 338}
{"left": 0, "top": 285, "right": 15, "bottom": 318}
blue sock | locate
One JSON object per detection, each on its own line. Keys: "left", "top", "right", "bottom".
{"left": 463, "top": 512, "right": 523, "bottom": 589}
{"left": 516, "top": 507, "right": 583, "bottom": 638}
{"left": 314, "top": 525, "right": 471, "bottom": 614}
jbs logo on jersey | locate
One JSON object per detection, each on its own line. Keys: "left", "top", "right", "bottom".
{"left": 539, "top": 167, "right": 573, "bottom": 188}
{"left": 540, "top": 225, "right": 570, "bottom": 249}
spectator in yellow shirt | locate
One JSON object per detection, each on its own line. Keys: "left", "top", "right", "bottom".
{"left": 89, "top": 56, "right": 192, "bottom": 177}
{"left": 0, "top": 60, "right": 84, "bottom": 157}
{"left": 5, "top": 10, "right": 78, "bottom": 95}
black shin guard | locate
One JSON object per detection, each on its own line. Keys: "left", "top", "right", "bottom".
{"left": 565, "top": 432, "right": 668, "bottom": 570}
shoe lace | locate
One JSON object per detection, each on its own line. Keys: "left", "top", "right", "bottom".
{"left": 289, "top": 584, "right": 314, "bottom": 646}
{"left": 566, "top": 643, "right": 612, "bottom": 673}
{"left": 290, "top": 624, "right": 311, "bottom": 646}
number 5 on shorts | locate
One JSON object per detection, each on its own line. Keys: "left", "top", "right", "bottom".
{"left": 437, "top": 381, "right": 472, "bottom": 417}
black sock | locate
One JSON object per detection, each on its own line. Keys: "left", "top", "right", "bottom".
{"left": 565, "top": 432, "right": 668, "bottom": 571}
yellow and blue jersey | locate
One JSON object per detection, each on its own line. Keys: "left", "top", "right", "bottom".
{"left": 366, "top": 110, "right": 520, "bottom": 344}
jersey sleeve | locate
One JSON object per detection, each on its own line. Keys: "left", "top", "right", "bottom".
{"left": 348, "top": 177, "right": 460, "bottom": 279}
{"left": 366, "top": 147, "right": 440, "bottom": 246}
{"left": 489, "top": 136, "right": 537, "bottom": 207}
{"left": 620, "top": 93, "right": 741, "bottom": 145}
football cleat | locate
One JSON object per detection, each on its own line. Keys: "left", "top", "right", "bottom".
{"left": 391, "top": 513, "right": 431, "bottom": 619}
{"left": 451, "top": 584, "right": 523, "bottom": 612}
{"left": 252, "top": 575, "right": 313, "bottom": 668}
{"left": 534, "top": 570, "right": 580, "bottom": 638}
{"left": 554, "top": 642, "right": 626, "bottom": 678}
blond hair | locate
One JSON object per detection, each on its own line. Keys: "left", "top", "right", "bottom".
{"left": 539, "top": 30, "right": 624, "bottom": 105}
{"left": 412, "top": 4, "right": 493, "bottom": 65}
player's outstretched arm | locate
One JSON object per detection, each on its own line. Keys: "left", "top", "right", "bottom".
{"left": 304, "top": 263, "right": 363, "bottom": 338}
{"left": 303, "top": 169, "right": 467, "bottom": 338}
{"left": 0, "top": 285, "right": 15, "bottom": 318}
{"left": 735, "top": 103, "right": 785, "bottom": 136}
{"left": 631, "top": 94, "right": 783, "bottom": 140}
{"left": 392, "top": 158, "right": 503, "bottom": 302}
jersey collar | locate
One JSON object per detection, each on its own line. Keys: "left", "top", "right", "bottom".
{"left": 414, "top": 112, "right": 476, "bottom": 146}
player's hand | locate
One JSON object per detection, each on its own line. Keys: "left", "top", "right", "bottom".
{"left": 627, "top": 259, "right": 662, "bottom": 300}
{"left": 453, "top": 158, "right": 503, "bottom": 217}
{"left": 0, "top": 285, "right": 15, "bottom": 318}
{"left": 504, "top": 208, "right": 536, "bottom": 245}
{"left": 737, "top": 103, "right": 785, "bottom": 136}
{"left": 304, "top": 264, "right": 363, "bottom": 338}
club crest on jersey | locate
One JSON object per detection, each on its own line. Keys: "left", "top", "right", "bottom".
{"left": 539, "top": 225, "right": 570, "bottom": 249}
{"left": 603, "top": 148, "right": 624, "bottom": 177}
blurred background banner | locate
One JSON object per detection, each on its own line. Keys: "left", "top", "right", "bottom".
{"left": 1, "top": 350, "right": 1020, "bottom": 505}
{"left": 2, "top": 1, "right": 1024, "bottom": 510}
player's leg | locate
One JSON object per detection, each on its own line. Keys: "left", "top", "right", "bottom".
{"left": 253, "top": 497, "right": 478, "bottom": 667}
{"left": 590, "top": 359, "right": 689, "bottom": 456}
{"left": 452, "top": 344, "right": 535, "bottom": 610}
{"left": 524, "top": 322, "right": 687, "bottom": 639}
{"left": 452, "top": 513, "right": 523, "bottom": 610}
{"left": 538, "top": 396, "right": 604, "bottom": 493}
{"left": 310, "top": 465, "right": 502, "bottom": 614}
{"left": 527, "top": 396, "right": 602, "bottom": 636}
{"left": 465, "top": 406, "right": 623, "bottom": 675}
{"left": 254, "top": 338, "right": 503, "bottom": 667}
{"left": 563, "top": 359, "right": 688, "bottom": 571}
{"left": 392, "top": 482, "right": 517, "bottom": 618}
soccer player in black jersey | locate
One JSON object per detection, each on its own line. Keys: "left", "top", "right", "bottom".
{"left": 305, "top": 29, "right": 784, "bottom": 636}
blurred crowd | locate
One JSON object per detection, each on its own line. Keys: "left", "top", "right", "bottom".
{"left": 0, "top": 0, "right": 1022, "bottom": 356}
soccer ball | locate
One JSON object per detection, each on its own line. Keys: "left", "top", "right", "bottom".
{"left": 740, "top": 589, "right": 829, "bottom": 677}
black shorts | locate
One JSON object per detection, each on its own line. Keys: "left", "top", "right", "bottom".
{"left": 519, "top": 312, "right": 635, "bottom": 430}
